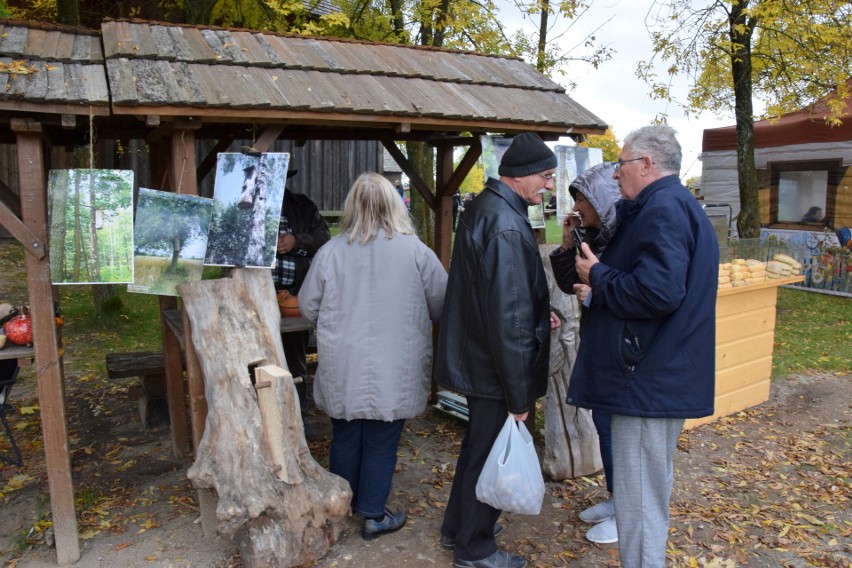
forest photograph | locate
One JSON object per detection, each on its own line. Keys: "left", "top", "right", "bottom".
{"left": 128, "top": 188, "right": 214, "bottom": 297}
{"left": 47, "top": 169, "right": 135, "bottom": 285}
{"left": 204, "top": 152, "right": 289, "bottom": 268}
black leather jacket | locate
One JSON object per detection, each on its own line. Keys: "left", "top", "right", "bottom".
{"left": 435, "top": 178, "right": 551, "bottom": 414}
{"left": 276, "top": 191, "right": 330, "bottom": 294}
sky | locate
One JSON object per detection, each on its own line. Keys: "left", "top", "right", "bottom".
{"left": 500, "top": 0, "right": 735, "bottom": 181}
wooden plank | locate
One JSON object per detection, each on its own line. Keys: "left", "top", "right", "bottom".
{"left": 101, "top": 20, "right": 134, "bottom": 57}
{"left": 215, "top": 29, "right": 249, "bottom": 64}
{"left": 714, "top": 355, "right": 773, "bottom": 397}
{"left": 44, "top": 60, "right": 67, "bottom": 101}
{"left": 23, "top": 28, "right": 46, "bottom": 58}
{"left": 231, "top": 31, "right": 272, "bottom": 65}
{"left": 253, "top": 33, "right": 285, "bottom": 65}
{"left": 0, "top": 26, "right": 27, "bottom": 56}
{"left": 41, "top": 30, "right": 62, "bottom": 60}
{"left": 716, "top": 285, "right": 777, "bottom": 317}
{"left": 129, "top": 22, "right": 160, "bottom": 58}
{"left": 685, "top": 379, "right": 771, "bottom": 430}
{"left": 150, "top": 25, "right": 177, "bottom": 60}
{"left": 716, "top": 305, "right": 776, "bottom": 344}
{"left": 55, "top": 31, "right": 76, "bottom": 61}
{"left": 25, "top": 60, "right": 49, "bottom": 101}
{"left": 81, "top": 63, "right": 110, "bottom": 104}
{"left": 716, "top": 330, "right": 775, "bottom": 371}
{"left": 167, "top": 25, "right": 195, "bottom": 61}
{"left": 199, "top": 29, "right": 230, "bottom": 62}
{"left": 180, "top": 27, "right": 219, "bottom": 63}
{"left": 60, "top": 62, "right": 87, "bottom": 103}
{"left": 12, "top": 119, "right": 80, "bottom": 564}
{"left": 105, "top": 59, "right": 135, "bottom": 104}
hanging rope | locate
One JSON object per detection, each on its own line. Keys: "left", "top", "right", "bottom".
{"left": 176, "top": 129, "right": 187, "bottom": 195}
{"left": 88, "top": 106, "right": 95, "bottom": 170}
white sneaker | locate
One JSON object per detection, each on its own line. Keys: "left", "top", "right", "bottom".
{"left": 578, "top": 498, "right": 614, "bottom": 523}
{"left": 585, "top": 516, "right": 618, "bottom": 544}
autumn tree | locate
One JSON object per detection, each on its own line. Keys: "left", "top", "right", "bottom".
{"left": 579, "top": 128, "right": 621, "bottom": 162}
{"left": 640, "top": 0, "right": 851, "bottom": 238}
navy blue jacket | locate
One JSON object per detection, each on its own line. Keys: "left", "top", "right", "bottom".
{"left": 567, "top": 175, "right": 719, "bottom": 418}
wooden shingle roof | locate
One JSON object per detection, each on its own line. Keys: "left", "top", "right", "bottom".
{"left": 0, "top": 18, "right": 608, "bottom": 138}
{"left": 0, "top": 20, "right": 109, "bottom": 115}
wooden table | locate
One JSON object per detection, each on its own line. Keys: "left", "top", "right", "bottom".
{"left": 0, "top": 344, "right": 34, "bottom": 362}
{"left": 163, "top": 309, "right": 312, "bottom": 344}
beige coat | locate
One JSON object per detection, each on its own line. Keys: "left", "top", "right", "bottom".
{"left": 298, "top": 231, "right": 447, "bottom": 421}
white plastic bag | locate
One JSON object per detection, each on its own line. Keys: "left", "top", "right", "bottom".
{"left": 475, "top": 415, "right": 545, "bottom": 515}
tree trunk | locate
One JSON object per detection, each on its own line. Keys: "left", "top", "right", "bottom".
{"left": 729, "top": 1, "right": 761, "bottom": 239}
{"left": 179, "top": 269, "right": 350, "bottom": 568}
{"left": 540, "top": 246, "right": 602, "bottom": 480}
{"left": 406, "top": 141, "right": 435, "bottom": 247}
{"left": 49, "top": 170, "right": 68, "bottom": 281}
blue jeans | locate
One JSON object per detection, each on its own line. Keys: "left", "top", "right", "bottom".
{"left": 592, "top": 409, "right": 613, "bottom": 493}
{"left": 329, "top": 417, "right": 405, "bottom": 519}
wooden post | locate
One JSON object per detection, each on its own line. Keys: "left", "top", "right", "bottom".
{"left": 12, "top": 118, "right": 80, "bottom": 564}
{"left": 162, "top": 123, "right": 200, "bottom": 458}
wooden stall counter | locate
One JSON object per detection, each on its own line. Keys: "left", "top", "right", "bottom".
{"left": 685, "top": 275, "right": 804, "bottom": 429}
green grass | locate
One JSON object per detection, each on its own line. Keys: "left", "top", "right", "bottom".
{"left": 772, "top": 286, "right": 851, "bottom": 377}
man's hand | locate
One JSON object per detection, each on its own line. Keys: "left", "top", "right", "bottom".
{"left": 549, "top": 310, "right": 561, "bottom": 330}
{"left": 511, "top": 412, "right": 529, "bottom": 422}
{"left": 277, "top": 233, "right": 296, "bottom": 254}
{"left": 572, "top": 283, "right": 591, "bottom": 304}
{"left": 576, "top": 242, "right": 599, "bottom": 284}
{"left": 561, "top": 213, "right": 581, "bottom": 249}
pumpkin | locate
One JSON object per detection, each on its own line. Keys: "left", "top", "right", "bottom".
{"left": 4, "top": 313, "right": 33, "bottom": 346}
{"left": 276, "top": 290, "right": 301, "bottom": 318}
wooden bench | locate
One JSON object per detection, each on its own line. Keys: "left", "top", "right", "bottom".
{"left": 105, "top": 351, "right": 169, "bottom": 428}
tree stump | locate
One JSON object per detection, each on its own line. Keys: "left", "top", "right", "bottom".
{"left": 540, "top": 245, "right": 603, "bottom": 480}
{"left": 178, "top": 269, "right": 351, "bottom": 567}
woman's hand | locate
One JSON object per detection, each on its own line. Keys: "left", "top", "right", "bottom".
{"left": 572, "top": 283, "right": 591, "bottom": 304}
{"left": 549, "top": 310, "right": 561, "bottom": 330}
{"left": 561, "top": 213, "right": 581, "bottom": 250}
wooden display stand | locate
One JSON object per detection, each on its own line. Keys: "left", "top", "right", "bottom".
{"left": 685, "top": 276, "right": 804, "bottom": 429}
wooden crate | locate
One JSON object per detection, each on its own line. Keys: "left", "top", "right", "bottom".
{"left": 685, "top": 276, "right": 803, "bottom": 429}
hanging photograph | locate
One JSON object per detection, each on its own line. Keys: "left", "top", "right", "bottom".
{"left": 128, "top": 188, "right": 213, "bottom": 297}
{"left": 204, "top": 152, "right": 290, "bottom": 268}
{"left": 47, "top": 169, "right": 135, "bottom": 285}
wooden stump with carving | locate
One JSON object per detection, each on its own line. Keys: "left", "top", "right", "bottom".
{"left": 178, "top": 269, "right": 351, "bottom": 567}
{"left": 540, "top": 245, "right": 603, "bottom": 480}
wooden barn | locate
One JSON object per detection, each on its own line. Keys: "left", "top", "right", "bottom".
{"left": 700, "top": 79, "right": 852, "bottom": 295}
{"left": 0, "top": 17, "right": 607, "bottom": 565}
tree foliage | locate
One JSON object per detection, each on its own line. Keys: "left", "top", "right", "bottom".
{"left": 579, "top": 127, "right": 620, "bottom": 162}
{"left": 640, "top": 0, "right": 851, "bottom": 237}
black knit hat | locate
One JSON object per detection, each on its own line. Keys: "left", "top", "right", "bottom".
{"left": 498, "top": 133, "right": 558, "bottom": 177}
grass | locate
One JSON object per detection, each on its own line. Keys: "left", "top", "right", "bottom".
{"left": 772, "top": 286, "right": 851, "bottom": 377}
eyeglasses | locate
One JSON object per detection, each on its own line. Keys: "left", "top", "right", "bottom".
{"left": 613, "top": 157, "right": 645, "bottom": 172}
{"left": 538, "top": 172, "right": 556, "bottom": 182}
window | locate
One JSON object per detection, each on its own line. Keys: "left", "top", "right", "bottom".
{"left": 769, "top": 159, "right": 842, "bottom": 227}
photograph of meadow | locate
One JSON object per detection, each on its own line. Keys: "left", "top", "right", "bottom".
{"left": 128, "top": 188, "right": 213, "bottom": 297}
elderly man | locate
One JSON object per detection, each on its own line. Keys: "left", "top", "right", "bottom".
{"left": 568, "top": 125, "right": 719, "bottom": 567}
{"left": 437, "top": 132, "right": 561, "bottom": 568}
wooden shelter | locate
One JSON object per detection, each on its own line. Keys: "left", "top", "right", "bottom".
{"left": 0, "top": 17, "right": 607, "bottom": 564}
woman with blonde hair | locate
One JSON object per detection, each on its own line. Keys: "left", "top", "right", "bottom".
{"left": 299, "top": 172, "right": 447, "bottom": 540}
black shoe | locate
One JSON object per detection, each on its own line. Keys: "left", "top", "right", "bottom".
{"left": 440, "top": 524, "right": 504, "bottom": 549}
{"left": 453, "top": 550, "right": 528, "bottom": 568}
{"left": 361, "top": 509, "right": 406, "bottom": 541}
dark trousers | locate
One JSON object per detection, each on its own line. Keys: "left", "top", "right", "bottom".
{"left": 329, "top": 417, "right": 406, "bottom": 518}
{"left": 593, "top": 409, "right": 614, "bottom": 493}
{"left": 441, "top": 396, "right": 507, "bottom": 561}
{"left": 281, "top": 330, "right": 308, "bottom": 412}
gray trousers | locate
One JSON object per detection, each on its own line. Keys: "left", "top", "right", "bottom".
{"left": 612, "top": 414, "right": 684, "bottom": 568}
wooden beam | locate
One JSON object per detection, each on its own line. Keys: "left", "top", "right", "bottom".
{"left": 436, "top": 137, "right": 482, "bottom": 198}
{"left": 381, "top": 139, "right": 436, "bottom": 210}
{"left": 11, "top": 118, "right": 80, "bottom": 565}
{"left": 197, "top": 136, "right": 236, "bottom": 187}
{"left": 244, "top": 124, "right": 285, "bottom": 153}
{"left": 0, "top": 199, "right": 46, "bottom": 260}
{"left": 435, "top": 145, "right": 454, "bottom": 271}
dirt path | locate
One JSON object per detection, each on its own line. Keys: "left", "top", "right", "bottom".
{"left": 0, "top": 367, "right": 849, "bottom": 567}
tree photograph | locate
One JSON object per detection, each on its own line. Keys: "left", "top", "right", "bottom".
{"left": 129, "top": 188, "right": 213, "bottom": 297}
{"left": 204, "top": 152, "right": 289, "bottom": 268}
{"left": 47, "top": 169, "right": 134, "bottom": 285}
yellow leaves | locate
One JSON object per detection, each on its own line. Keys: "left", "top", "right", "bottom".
{"left": 0, "top": 60, "right": 38, "bottom": 75}
{"left": 137, "top": 516, "right": 159, "bottom": 533}
{"left": 18, "top": 405, "right": 38, "bottom": 415}
{"left": 2, "top": 473, "right": 35, "bottom": 494}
